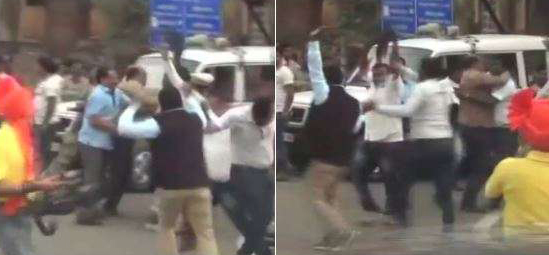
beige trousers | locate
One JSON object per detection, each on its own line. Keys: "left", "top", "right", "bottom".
{"left": 157, "top": 187, "right": 218, "bottom": 255}
{"left": 306, "top": 160, "right": 350, "bottom": 235}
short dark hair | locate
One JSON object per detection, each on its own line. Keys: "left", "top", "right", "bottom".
{"left": 124, "top": 66, "right": 142, "bottom": 81}
{"left": 533, "top": 71, "right": 548, "bottom": 86}
{"left": 252, "top": 96, "right": 274, "bottom": 127}
{"left": 95, "top": 67, "right": 109, "bottom": 83}
{"left": 419, "top": 58, "right": 445, "bottom": 81}
{"left": 323, "top": 65, "right": 344, "bottom": 85}
{"left": 461, "top": 55, "right": 481, "bottom": 70}
{"left": 37, "top": 56, "right": 59, "bottom": 74}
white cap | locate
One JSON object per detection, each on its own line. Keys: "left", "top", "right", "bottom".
{"left": 190, "top": 73, "right": 214, "bottom": 87}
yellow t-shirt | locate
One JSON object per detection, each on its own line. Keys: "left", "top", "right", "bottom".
{"left": 486, "top": 151, "right": 549, "bottom": 236}
{"left": 0, "top": 122, "right": 26, "bottom": 201}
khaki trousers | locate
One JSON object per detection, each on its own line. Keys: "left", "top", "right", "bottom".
{"left": 157, "top": 187, "right": 218, "bottom": 255}
{"left": 306, "top": 160, "right": 350, "bottom": 235}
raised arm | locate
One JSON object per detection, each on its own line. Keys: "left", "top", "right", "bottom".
{"left": 307, "top": 40, "right": 330, "bottom": 105}
{"left": 117, "top": 104, "right": 160, "bottom": 139}
{"left": 205, "top": 107, "right": 247, "bottom": 134}
{"left": 163, "top": 52, "right": 192, "bottom": 97}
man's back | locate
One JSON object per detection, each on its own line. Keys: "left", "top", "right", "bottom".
{"left": 486, "top": 151, "right": 549, "bottom": 236}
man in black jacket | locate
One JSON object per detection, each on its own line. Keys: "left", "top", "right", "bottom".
{"left": 117, "top": 84, "right": 218, "bottom": 255}
{"left": 303, "top": 27, "right": 361, "bottom": 252}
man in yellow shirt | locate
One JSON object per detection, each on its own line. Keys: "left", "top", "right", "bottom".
{"left": 485, "top": 88, "right": 549, "bottom": 237}
{"left": 0, "top": 71, "right": 61, "bottom": 255}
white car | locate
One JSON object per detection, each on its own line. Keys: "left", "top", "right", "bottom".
{"left": 285, "top": 34, "right": 549, "bottom": 170}
{"left": 53, "top": 46, "right": 275, "bottom": 191}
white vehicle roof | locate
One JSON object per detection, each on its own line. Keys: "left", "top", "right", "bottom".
{"left": 399, "top": 34, "right": 547, "bottom": 56}
{"left": 139, "top": 46, "right": 275, "bottom": 66}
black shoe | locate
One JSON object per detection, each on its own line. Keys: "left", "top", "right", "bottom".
{"left": 361, "top": 198, "right": 382, "bottom": 213}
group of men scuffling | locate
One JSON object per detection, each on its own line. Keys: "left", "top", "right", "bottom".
{"left": 277, "top": 26, "right": 549, "bottom": 251}
{"left": 0, "top": 32, "right": 275, "bottom": 255}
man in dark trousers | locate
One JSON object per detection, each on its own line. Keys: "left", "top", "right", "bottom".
{"left": 303, "top": 27, "right": 361, "bottom": 252}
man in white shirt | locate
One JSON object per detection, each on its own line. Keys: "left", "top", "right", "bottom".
{"left": 490, "top": 64, "right": 519, "bottom": 175}
{"left": 34, "top": 57, "right": 63, "bottom": 167}
{"left": 276, "top": 49, "right": 295, "bottom": 181}
{"left": 352, "top": 62, "right": 411, "bottom": 217}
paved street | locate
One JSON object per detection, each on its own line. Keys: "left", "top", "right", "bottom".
{"left": 276, "top": 180, "right": 549, "bottom": 255}
{"left": 30, "top": 194, "right": 241, "bottom": 255}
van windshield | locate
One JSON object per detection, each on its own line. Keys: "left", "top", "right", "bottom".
{"left": 399, "top": 47, "right": 433, "bottom": 73}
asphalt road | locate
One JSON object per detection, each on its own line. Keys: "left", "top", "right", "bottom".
{"left": 30, "top": 193, "right": 241, "bottom": 255}
{"left": 276, "top": 180, "right": 549, "bottom": 255}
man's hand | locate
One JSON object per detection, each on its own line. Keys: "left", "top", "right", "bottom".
{"left": 363, "top": 101, "right": 376, "bottom": 113}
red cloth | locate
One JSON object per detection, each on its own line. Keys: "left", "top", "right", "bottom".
{"left": 0, "top": 74, "right": 35, "bottom": 216}
{"left": 509, "top": 88, "right": 549, "bottom": 152}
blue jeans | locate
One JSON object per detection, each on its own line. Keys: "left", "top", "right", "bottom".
{"left": 0, "top": 214, "right": 35, "bottom": 255}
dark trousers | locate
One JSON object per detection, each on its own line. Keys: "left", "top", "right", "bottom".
{"left": 276, "top": 113, "right": 290, "bottom": 173}
{"left": 460, "top": 126, "right": 498, "bottom": 209}
{"left": 212, "top": 181, "right": 249, "bottom": 236}
{"left": 351, "top": 141, "right": 404, "bottom": 213}
{"left": 393, "top": 138, "right": 456, "bottom": 225}
{"left": 230, "top": 165, "right": 274, "bottom": 255}
{"left": 493, "top": 127, "right": 519, "bottom": 163}
{"left": 77, "top": 143, "right": 112, "bottom": 220}
{"left": 105, "top": 137, "right": 135, "bottom": 211}
{"left": 34, "top": 125, "right": 54, "bottom": 169}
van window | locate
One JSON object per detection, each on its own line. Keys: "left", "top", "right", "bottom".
{"left": 479, "top": 53, "right": 519, "bottom": 84}
{"left": 524, "top": 50, "right": 547, "bottom": 84}
{"left": 244, "top": 64, "right": 275, "bottom": 101}
{"left": 204, "top": 66, "right": 236, "bottom": 102}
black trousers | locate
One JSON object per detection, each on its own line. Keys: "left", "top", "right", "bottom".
{"left": 493, "top": 127, "right": 519, "bottom": 163}
{"left": 351, "top": 141, "right": 404, "bottom": 213}
{"left": 230, "top": 165, "right": 274, "bottom": 255}
{"left": 460, "top": 126, "right": 498, "bottom": 209}
{"left": 393, "top": 138, "right": 456, "bottom": 225}
{"left": 105, "top": 137, "right": 135, "bottom": 211}
{"left": 35, "top": 125, "right": 54, "bottom": 168}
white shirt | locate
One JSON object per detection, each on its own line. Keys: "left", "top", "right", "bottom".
{"left": 376, "top": 79, "right": 454, "bottom": 140}
{"left": 364, "top": 78, "right": 404, "bottom": 142}
{"left": 439, "top": 77, "right": 460, "bottom": 104}
{"left": 276, "top": 65, "right": 294, "bottom": 113}
{"left": 209, "top": 106, "right": 274, "bottom": 169}
{"left": 492, "top": 79, "right": 518, "bottom": 127}
{"left": 34, "top": 74, "right": 63, "bottom": 125}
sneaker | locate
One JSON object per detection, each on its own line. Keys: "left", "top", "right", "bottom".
{"left": 329, "top": 230, "right": 359, "bottom": 252}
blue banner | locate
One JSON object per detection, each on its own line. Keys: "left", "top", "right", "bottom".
{"left": 382, "top": 0, "right": 454, "bottom": 37}
{"left": 150, "top": 0, "right": 223, "bottom": 47}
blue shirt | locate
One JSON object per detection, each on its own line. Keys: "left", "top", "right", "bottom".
{"left": 78, "top": 85, "right": 129, "bottom": 150}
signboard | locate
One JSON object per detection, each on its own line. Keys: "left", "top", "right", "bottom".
{"left": 382, "top": 0, "right": 417, "bottom": 37}
{"left": 150, "top": 0, "right": 223, "bottom": 47}
{"left": 382, "top": 0, "right": 454, "bottom": 37}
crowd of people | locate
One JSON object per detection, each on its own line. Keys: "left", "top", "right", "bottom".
{"left": 0, "top": 32, "right": 275, "bottom": 255}
{"left": 275, "top": 26, "right": 549, "bottom": 251}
